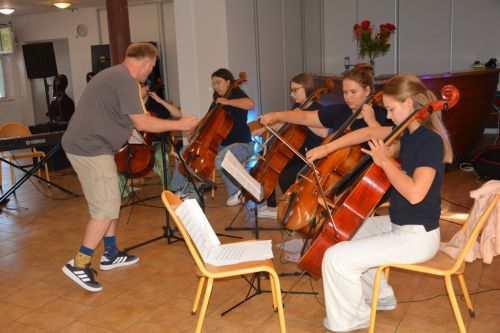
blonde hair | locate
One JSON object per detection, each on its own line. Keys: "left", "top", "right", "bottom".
{"left": 126, "top": 43, "right": 158, "bottom": 59}
{"left": 383, "top": 75, "right": 453, "bottom": 163}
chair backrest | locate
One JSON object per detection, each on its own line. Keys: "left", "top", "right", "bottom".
{"left": 161, "top": 191, "right": 210, "bottom": 275}
{"left": 0, "top": 123, "right": 32, "bottom": 138}
{"left": 450, "top": 193, "right": 499, "bottom": 271}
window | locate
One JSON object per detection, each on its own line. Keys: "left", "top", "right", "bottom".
{"left": 0, "top": 60, "right": 5, "bottom": 98}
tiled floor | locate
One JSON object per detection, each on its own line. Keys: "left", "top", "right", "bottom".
{"left": 0, "top": 147, "right": 499, "bottom": 332}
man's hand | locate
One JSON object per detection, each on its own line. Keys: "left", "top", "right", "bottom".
{"left": 177, "top": 115, "right": 199, "bottom": 131}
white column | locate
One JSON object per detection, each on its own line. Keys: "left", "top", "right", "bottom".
{"left": 173, "top": 0, "right": 229, "bottom": 120}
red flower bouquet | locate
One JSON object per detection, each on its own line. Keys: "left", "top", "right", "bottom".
{"left": 353, "top": 20, "right": 396, "bottom": 67}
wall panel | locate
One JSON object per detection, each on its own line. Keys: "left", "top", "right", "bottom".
{"left": 398, "top": 0, "right": 451, "bottom": 73}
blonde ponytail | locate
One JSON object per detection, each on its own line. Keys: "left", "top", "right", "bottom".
{"left": 383, "top": 75, "right": 453, "bottom": 163}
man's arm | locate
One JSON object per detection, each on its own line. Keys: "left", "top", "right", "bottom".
{"left": 129, "top": 113, "right": 198, "bottom": 133}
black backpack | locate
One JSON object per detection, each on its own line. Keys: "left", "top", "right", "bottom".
{"left": 471, "top": 145, "right": 500, "bottom": 180}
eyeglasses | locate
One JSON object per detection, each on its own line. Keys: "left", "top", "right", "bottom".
{"left": 290, "top": 87, "right": 303, "bottom": 93}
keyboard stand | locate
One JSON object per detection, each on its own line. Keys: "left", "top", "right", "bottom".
{"left": 0, "top": 144, "right": 79, "bottom": 208}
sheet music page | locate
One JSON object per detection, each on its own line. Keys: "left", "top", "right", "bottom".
{"left": 175, "top": 199, "right": 220, "bottom": 261}
{"left": 175, "top": 199, "right": 273, "bottom": 266}
{"left": 205, "top": 240, "right": 273, "bottom": 266}
{"left": 221, "top": 150, "right": 263, "bottom": 201}
{"left": 128, "top": 128, "right": 145, "bottom": 144}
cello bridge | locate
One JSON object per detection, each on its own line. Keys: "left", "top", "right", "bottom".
{"left": 297, "top": 174, "right": 314, "bottom": 183}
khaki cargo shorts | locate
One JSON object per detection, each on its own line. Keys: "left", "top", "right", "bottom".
{"left": 67, "top": 153, "right": 121, "bottom": 220}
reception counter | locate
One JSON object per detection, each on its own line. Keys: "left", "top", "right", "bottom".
{"left": 313, "top": 68, "right": 499, "bottom": 160}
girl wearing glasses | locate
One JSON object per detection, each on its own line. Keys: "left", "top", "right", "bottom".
{"left": 253, "top": 73, "right": 328, "bottom": 219}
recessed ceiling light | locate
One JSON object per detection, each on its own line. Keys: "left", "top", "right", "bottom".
{"left": 54, "top": 2, "right": 72, "bottom": 9}
{"left": 0, "top": 8, "right": 15, "bottom": 15}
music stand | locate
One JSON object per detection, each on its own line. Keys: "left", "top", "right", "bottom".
{"left": 220, "top": 153, "right": 316, "bottom": 316}
{"left": 119, "top": 144, "right": 163, "bottom": 210}
{"left": 172, "top": 141, "right": 241, "bottom": 240}
{"left": 124, "top": 134, "right": 182, "bottom": 252}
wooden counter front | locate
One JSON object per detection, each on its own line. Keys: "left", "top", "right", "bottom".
{"left": 313, "top": 69, "right": 499, "bottom": 160}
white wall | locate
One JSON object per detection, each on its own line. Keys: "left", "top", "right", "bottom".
{"left": 319, "top": 0, "right": 500, "bottom": 75}
{"left": 226, "top": 0, "right": 259, "bottom": 118}
{"left": 226, "top": 0, "right": 305, "bottom": 116}
{"left": 0, "top": 8, "right": 100, "bottom": 126}
{"left": 174, "top": 0, "right": 229, "bottom": 119}
{"left": 452, "top": 0, "right": 500, "bottom": 70}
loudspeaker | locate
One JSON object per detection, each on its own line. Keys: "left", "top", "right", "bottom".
{"left": 90, "top": 42, "right": 164, "bottom": 97}
{"left": 91, "top": 44, "right": 111, "bottom": 74}
{"left": 22, "top": 42, "right": 58, "bottom": 79}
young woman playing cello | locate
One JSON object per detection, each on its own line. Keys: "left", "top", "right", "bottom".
{"left": 306, "top": 75, "right": 453, "bottom": 332}
{"left": 253, "top": 73, "right": 328, "bottom": 218}
{"left": 170, "top": 68, "right": 255, "bottom": 206}
{"left": 259, "top": 64, "right": 392, "bottom": 159}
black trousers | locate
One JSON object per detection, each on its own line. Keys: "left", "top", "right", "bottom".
{"left": 267, "top": 155, "right": 306, "bottom": 207}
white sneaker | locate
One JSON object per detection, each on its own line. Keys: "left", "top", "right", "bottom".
{"left": 226, "top": 190, "right": 242, "bottom": 206}
{"left": 324, "top": 318, "right": 369, "bottom": 332}
{"left": 365, "top": 295, "right": 397, "bottom": 311}
{"left": 258, "top": 205, "right": 277, "bottom": 219}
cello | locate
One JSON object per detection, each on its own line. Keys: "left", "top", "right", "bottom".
{"left": 277, "top": 91, "right": 384, "bottom": 236}
{"left": 179, "top": 72, "right": 247, "bottom": 179}
{"left": 114, "top": 126, "right": 155, "bottom": 178}
{"left": 243, "top": 80, "right": 334, "bottom": 202}
{"left": 298, "top": 84, "right": 460, "bottom": 278}
{"left": 114, "top": 81, "right": 157, "bottom": 178}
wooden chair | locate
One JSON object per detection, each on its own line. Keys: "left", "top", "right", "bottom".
{"left": 161, "top": 191, "right": 286, "bottom": 333}
{"left": 0, "top": 123, "right": 50, "bottom": 187}
{"left": 369, "top": 194, "right": 500, "bottom": 333}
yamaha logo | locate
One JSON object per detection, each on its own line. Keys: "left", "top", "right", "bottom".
{"left": 25, "top": 138, "right": 46, "bottom": 146}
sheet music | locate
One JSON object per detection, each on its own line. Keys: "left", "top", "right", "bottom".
{"left": 175, "top": 199, "right": 273, "bottom": 266}
{"left": 205, "top": 240, "right": 273, "bottom": 266}
{"left": 128, "top": 128, "right": 146, "bottom": 144}
{"left": 175, "top": 199, "right": 220, "bottom": 260}
{"left": 221, "top": 150, "right": 264, "bottom": 202}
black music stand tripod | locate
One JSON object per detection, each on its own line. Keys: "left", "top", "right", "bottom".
{"left": 124, "top": 134, "right": 182, "bottom": 252}
{"left": 221, "top": 192, "right": 316, "bottom": 317}
{"left": 0, "top": 144, "right": 79, "bottom": 210}
{"left": 173, "top": 143, "right": 241, "bottom": 240}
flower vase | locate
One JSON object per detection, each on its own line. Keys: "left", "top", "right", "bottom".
{"left": 368, "top": 55, "right": 375, "bottom": 70}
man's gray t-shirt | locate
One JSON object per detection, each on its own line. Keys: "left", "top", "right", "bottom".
{"left": 62, "top": 64, "right": 144, "bottom": 156}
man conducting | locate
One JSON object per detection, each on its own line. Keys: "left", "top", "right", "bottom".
{"left": 61, "top": 42, "right": 198, "bottom": 292}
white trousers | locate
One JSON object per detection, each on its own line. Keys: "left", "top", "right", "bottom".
{"left": 322, "top": 215, "right": 440, "bottom": 332}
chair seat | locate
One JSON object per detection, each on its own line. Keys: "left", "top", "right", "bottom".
{"left": 205, "top": 258, "right": 274, "bottom": 276}
{"left": 390, "top": 249, "right": 465, "bottom": 276}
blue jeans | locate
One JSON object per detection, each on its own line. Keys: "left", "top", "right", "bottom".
{"left": 170, "top": 142, "right": 254, "bottom": 197}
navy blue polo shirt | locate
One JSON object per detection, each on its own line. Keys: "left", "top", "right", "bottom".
{"left": 389, "top": 125, "right": 445, "bottom": 231}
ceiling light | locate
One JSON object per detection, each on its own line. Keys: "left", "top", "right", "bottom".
{"left": 54, "top": 2, "right": 72, "bottom": 9}
{"left": 0, "top": 8, "right": 15, "bottom": 15}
